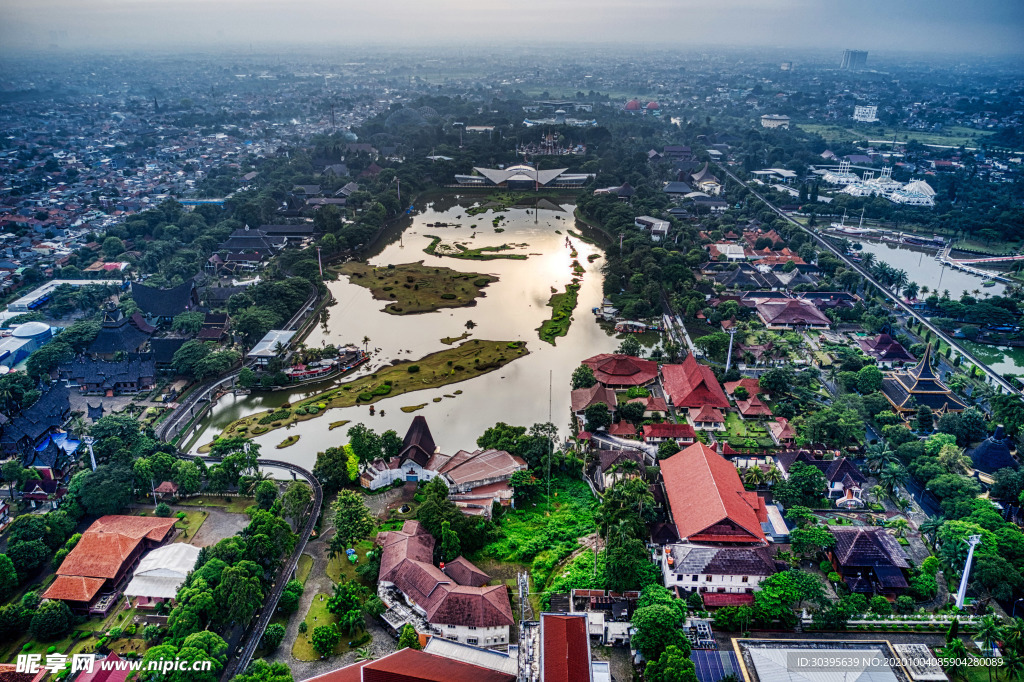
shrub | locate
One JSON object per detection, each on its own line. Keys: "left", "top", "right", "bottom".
{"left": 407, "top": 365, "right": 420, "bottom": 373}
{"left": 295, "top": 407, "right": 308, "bottom": 415}
{"left": 155, "top": 503, "right": 172, "bottom": 518}
{"left": 357, "top": 392, "right": 374, "bottom": 402}
{"left": 175, "top": 512, "right": 186, "bottom": 520}
{"left": 308, "top": 406, "right": 319, "bottom": 414}
{"left": 473, "top": 278, "right": 490, "bottom": 286}
{"left": 828, "top": 572, "right": 843, "bottom": 583}
{"left": 298, "top": 621, "right": 308, "bottom": 634}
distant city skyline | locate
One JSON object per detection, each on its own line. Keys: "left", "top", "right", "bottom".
{"left": 1, "top": 0, "right": 1022, "bottom": 56}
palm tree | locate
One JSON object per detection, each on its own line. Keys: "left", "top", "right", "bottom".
{"left": 870, "top": 485, "right": 887, "bottom": 504}
{"left": 919, "top": 517, "right": 944, "bottom": 545}
{"left": 861, "top": 252, "right": 876, "bottom": 270}
{"left": 361, "top": 336, "right": 371, "bottom": 352}
{"left": 865, "top": 444, "right": 897, "bottom": 474}
{"left": 245, "top": 469, "right": 274, "bottom": 494}
{"left": 337, "top": 609, "right": 364, "bottom": 636}
{"left": 885, "top": 517, "right": 909, "bottom": 538}
{"left": 764, "top": 465, "right": 783, "bottom": 486}
{"left": 1002, "top": 649, "right": 1024, "bottom": 681}
{"left": 941, "top": 639, "right": 970, "bottom": 680}
{"left": 354, "top": 647, "right": 376, "bottom": 662}
{"left": 903, "top": 281, "right": 920, "bottom": 300}
{"left": 743, "top": 466, "right": 765, "bottom": 488}
{"left": 977, "top": 615, "right": 1004, "bottom": 682}
{"left": 879, "top": 462, "right": 908, "bottom": 497}
{"left": 920, "top": 285, "right": 930, "bottom": 295}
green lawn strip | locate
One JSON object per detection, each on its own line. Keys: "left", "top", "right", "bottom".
{"left": 326, "top": 539, "right": 375, "bottom": 585}
{"left": 798, "top": 123, "right": 993, "bottom": 147}
{"left": 221, "top": 341, "right": 528, "bottom": 440}
{"left": 178, "top": 495, "right": 257, "bottom": 514}
{"left": 328, "top": 420, "right": 350, "bottom": 430}
{"left": 537, "top": 283, "right": 580, "bottom": 345}
{"left": 338, "top": 260, "right": 497, "bottom": 315}
{"left": 423, "top": 235, "right": 528, "bottom": 260}
{"left": 441, "top": 332, "right": 471, "bottom": 345}
{"left": 291, "top": 594, "right": 360, "bottom": 661}
{"left": 173, "top": 510, "right": 208, "bottom": 541}
{"left": 725, "top": 412, "right": 748, "bottom": 438}
{"left": 297, "top": 553, "right": 314, "bottom": 584}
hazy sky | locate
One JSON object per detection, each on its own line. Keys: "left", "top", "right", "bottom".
{"left": 1, "top": 0, "right": 1022, "bottom": 56}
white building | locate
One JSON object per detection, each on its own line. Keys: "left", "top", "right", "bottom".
{"left": 124, "top": 543, "right": 202, "bottom": 609}
{"left": 661, "top": 544, "right": 777, "bottom": 595}
{"left": 889, "top": 179, "right": 936, "bottom": 207}
{"left": 822, "top": 160, "right": 860, "bottom": 186}
{"left": 760, "top": 114, "right": 790, "bottom": 129}
{"left": 634, "top": 216, "right": 671, "bottom": 241}
{"left": 853, "top": 105, "right": 879, "bottom": 122}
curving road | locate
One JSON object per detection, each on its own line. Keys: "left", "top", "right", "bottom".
{"left": 715, "top": 163, "right": 1023, "bottom": 401}
{"left": 175, "top": 453, "right": 324, "bottom": 681}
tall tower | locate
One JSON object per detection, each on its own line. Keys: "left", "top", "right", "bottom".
{"left": 841, "top": 50, "right": 868, "bottom": 70}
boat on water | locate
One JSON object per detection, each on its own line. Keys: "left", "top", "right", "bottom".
{"left": 615, "top": 320, "right": 661, "bottom": 334}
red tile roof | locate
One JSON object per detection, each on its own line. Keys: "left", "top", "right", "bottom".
{"left": 53, "top": 516, "right": 175, "bottom": 580}
{"left": 542, "top": 614, "right": 591, "bottom": 682}
{"left": 690, "top": 405, "right": 725, "bottom": 424}
{"left": 724, "top": 377, "right": 762, "bottom": 397}
{"left": 76, "top": 653, "right": 132, "bottom": 682}
{"left": 40, "top": 575, "right": 107, "bottom": 603}
{"left": 756, "top": 299, "right": 831, "bottom": 327}
{"left": 582, "top": 354, "right": 658, "bottom": 387}
{"left": 736, "top": 396, "right": 773, "bottom": 417}
{"left": 660, "top": 442, "right": 767, "bottom": 545}
{"left": 308, "top": 648, "right": 515, "bottom": 682}
{"left": 642, "top": 423, "right": 696, "bottom": 441}
{"left": 661, "top": 355, "right": 730, "bottom": 409}
{"left": 570, "top": 385, "right": 617, "bottom": 413}
{"left": 608, "top": 421, "right": 637, "bottom": 437}
{"left": 702, "top": 592, "right": 756, "bottom": 607}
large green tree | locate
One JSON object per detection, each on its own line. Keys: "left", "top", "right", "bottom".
{"left": 330, "top": 490, "right": 375, "bottom": 556}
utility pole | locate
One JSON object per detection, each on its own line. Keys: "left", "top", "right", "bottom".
{"left": 955, "top": 534, "right": 982, "bottom": 609}
{"left": 725, "top": 326, "right": 738, "bottom": 372}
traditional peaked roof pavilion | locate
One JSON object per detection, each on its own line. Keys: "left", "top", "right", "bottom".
{"left": 858, "top": 334, "right": 915, "bottom": 363}
{"left": 969, "top": 425, "right": 1017, "bottom": 475}
{"left": 130, "top": 280, "right": 197, "bottom": 320}
{"left": 399, "top": 415, "right": 438, "bottom": 467}
{"left": 660, "top": 442, "right": 768, "bottom": 545}
{"left": 755, "top": 298, "right": 831, "bottom": 329}
{"left": 662, "top": 354, "right": 730, "bottom": 409}
{"left": 582, "top": 353, "right": 659, "bottom": 388}
{"left": 880, "top": 343, "right": 967, "bottom": 415}
{"left": 87, "top": 307, "right": 151, "bottom": 357}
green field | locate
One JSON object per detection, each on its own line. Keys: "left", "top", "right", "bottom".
{"left": 798, "top": 123, "right": 993, "bottom": 148}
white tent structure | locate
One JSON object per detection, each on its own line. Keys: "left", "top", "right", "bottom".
{"left": 124, "top": 544, "right": 201, "bottom": 605}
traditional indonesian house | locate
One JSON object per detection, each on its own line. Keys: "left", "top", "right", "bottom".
{"left": 641, "top": 422, "right": 696, "bottom": 445}
{"left": 58, "top": 353, "right": 156, "bottom": 395}
{"left": 42, "top": 515, "right": 177, "bottom": 615}
{"left": 305, "top": 646, "right": 516, "bottom": 682}
{"left": 660, "top": 544, "right": 777, "bottom": 602}
{"left": 361, "top": 418, "right": 526, "bottom": 516}
{"left": 124, "top": 543, "right": 201, "bottom": 610}
{"left": 570, "top": 384, "right": 617, "bottom": 420}
{"left": 593, "top": 448, "right": 646, "bottom": 491}
{"left": 1, "top": 383, "right": 71, "bottom": 457}
{"left": 581, "top": 353, "right": 659, "bottom": 389}
{"left": 689, "top": 405, "right": 726, "bottom": 431}
{"left": 87, "top": 306, "right": 152, "bottom": 359}
{"left": 858, "top": 334, "right": 915, "bottom": 367}
{"left": 827, "top": 526, "right": 910, "bottom": 597}
{"left": 775, "top": 450, "right": 867, "bottom": 508}
{"left": 754, "top": 298, "right": 832, "bottom": 330}
{"left": 21, "top": 466, "right": 70, "bottom": 509}
{"left": 880, "top": 344, "right": 967, "bottom": 416}
{"left": 376, "top": 521, "right": 514, "bottom": 647}
{"left": 661, "top": 354, "right": 730, "bottom": 410}
{"left": 130, "top": 280, "right": 199, "bottom": 325}
{"left": 767, "top": 418, "right": 797, "bottom": 446}
{"left": 629, "top": 394, "right": 669, "bottom": 419}
{"left": 660, "top": 442, "right": 768, "bottom": 546}
{"left": 724, "top": 377, "right": 765, "bottom": 400}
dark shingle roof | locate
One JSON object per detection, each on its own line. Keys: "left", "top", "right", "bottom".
{"left": 131, "top": 280, "right": 196, "bottom": 319}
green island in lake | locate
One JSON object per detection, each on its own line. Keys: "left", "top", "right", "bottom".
{"left": 211, "top": 340, "right": 528, "bottom": 443}
{"left": 338, "top": 260, "right": 497, "bottom": 314}
{"left": 423, "top": 234, "right": 528, "bottom": 260}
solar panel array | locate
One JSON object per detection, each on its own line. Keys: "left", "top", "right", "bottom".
{"left": 692, "top": 649, "right": 742, "bottom": 682}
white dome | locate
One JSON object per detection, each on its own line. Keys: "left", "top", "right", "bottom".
{"left": 12, "top": 321, "right": 51, "bottom": 339}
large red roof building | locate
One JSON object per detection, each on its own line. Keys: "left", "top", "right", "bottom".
{"left": 661, "top": 354, "right": 730, "bottom": 409}
{"left": 42, "top": 515, "right": 177, "bottom": 614}
{"left": 304, "top": 647, "right": 515, "bottom": 682}
{"left": 581, "top": 354, "right": 659, "bottom": 388}
{"left": 541, "top": 613, "right": 592, "bottom": 682}
{"left": 660, "top": 442, "right": 768, "bottom": 545}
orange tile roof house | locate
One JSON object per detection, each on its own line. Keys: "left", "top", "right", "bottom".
{"left": 660, "top": 442, "right": 768, "bottom": 545}
{"left": 42, "top": 515, "right": 176, "bottom": 614}
{"left": 661, "top": 354, "right": 730, "bottom": 409}
{"left": 541, "top": 613, "right": 592, "bottom": 682}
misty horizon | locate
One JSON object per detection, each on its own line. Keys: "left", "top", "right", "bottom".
{"left": 1, "top": 0, "right": 1022, "bottom": 58}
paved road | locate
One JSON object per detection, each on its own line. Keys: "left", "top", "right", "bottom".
{"left": 716, "top": 163, "right": 1023, "bottom": 402}
{"left": 176, "top": 454, "right": 324, "bottom": 681}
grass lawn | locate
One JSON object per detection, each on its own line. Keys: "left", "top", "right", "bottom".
{"left": 291, "top": 594, "right": 366, "bottom": 661}
{"left": 337, "top": 260, "right": 498, "bottom": 315}
{"left": 297, "top": 553, "right": 314, "bottom": 584}
{"left": 798, "top": 123, "right": 993, "bottom": 148}
{"left": 220, "top": 340, "right": 528, "bottom": 441}
{"left": 725, "top": 412, "right": 748, "bottom": 438}
{"left": 423, "top": 234, "right": 529, "bottom": 261}
{"left": 178, "top": 495, "right": 256, "bottom": 514}
{"left": 173, "top": 510, "right": 208, "bottom": 542}
{"left": 326, "top": 539, "right": 375, "bottom": 585}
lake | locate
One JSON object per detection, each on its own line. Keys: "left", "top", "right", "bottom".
{"left": 184, "top": 196, "right": 622, "bottom": 469}
{"left": 853, "top": 238, "right": 1006, "bottom": 298}
{"left": 959, "top": 340, "right": 1024, "bottom": 377}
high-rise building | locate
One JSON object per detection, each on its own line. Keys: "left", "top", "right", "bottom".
{"left": 841, "top": 50, "right": 868, "bottom": 70}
